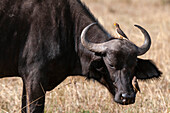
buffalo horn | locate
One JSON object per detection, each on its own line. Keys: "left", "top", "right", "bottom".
{"left": 134, "top": 25, "right": 151, "bottom": 56}
{"left": 80, "top": 23, "right": 107, "bottom": 53}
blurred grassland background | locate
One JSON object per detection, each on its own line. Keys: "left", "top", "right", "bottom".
{"left": 0, "top": 0, "right": 170, "bottom": 112}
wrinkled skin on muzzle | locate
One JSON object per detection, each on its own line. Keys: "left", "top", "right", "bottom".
{"left": 81, "top": 23, "right": 162, "bottom": 105}
{"left": 108, "top": 70, "right": 136, "bottom": 105}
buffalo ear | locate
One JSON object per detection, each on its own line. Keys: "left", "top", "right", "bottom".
{"left": 135, "top": 58, "right": 162, "bottom": 80}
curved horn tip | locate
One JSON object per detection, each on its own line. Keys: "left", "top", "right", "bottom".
{"left": 88, "top": 22, "right": 97, "bottom": 27}
{"left": 134, "top": 24, "right": 140, "bottom": 27}
{"left": 81, "top": 22, "right": 97, "bottom": 36}
{"left": 134, "top": 25, "right": 149, "bottom": 34}
{"left": 134, "top": 24, "right": 144, "bottom": 30}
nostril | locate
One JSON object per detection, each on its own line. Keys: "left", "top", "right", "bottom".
{"left": 116, "top": 93, "right": 136, "bottom": 104}
{"left": 122, "top": 93, "right": 128, "bottom": 98}
{"left": 121, "top": 93, "right": 134, "bottom": 99}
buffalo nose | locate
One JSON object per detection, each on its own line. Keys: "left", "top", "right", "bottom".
{"left": 122, "top": 93, "right": 133, "bottom": 99}
{"left": 121, "top": 93, "right": 135, "bottom": 103}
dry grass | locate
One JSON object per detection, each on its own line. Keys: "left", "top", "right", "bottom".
{"left": 0, "top": 0, "right": 170, "bottom": 112}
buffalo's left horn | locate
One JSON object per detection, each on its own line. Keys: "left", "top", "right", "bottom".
{"left": 80, "top": 23, "right": 107, "bottom": 53}
{"left": 134, "top": 25, "right": 151, "bottom": 56}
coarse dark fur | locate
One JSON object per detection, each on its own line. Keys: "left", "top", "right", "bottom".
{"left": 0, "top": 0, "right": 161, "bottom": 112}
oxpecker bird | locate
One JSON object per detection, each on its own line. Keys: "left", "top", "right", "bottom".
{"left": 132, "top": 76, "right": 140, "bottom": 93}
{"left": 114, "top": 23, "right": 129, "bottom": 39}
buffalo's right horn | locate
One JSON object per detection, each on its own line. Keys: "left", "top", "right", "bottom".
{"left": 134, "top": 25, "right": 151, "bottom": 56}
{"left": 80, "top": 23, "right": 107, "bottom": 53}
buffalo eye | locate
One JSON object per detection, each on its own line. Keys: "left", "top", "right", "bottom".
{"left": 109, "top": 64, "right": 116, "bottom": 69}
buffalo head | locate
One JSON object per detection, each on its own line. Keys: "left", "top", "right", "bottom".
{"left": 80, "top": 23, "right": 161, "bottom": 105}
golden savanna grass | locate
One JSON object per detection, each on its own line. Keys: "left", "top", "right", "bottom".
{"left": 0, "top": 0, "right": 170, "bottom": 112}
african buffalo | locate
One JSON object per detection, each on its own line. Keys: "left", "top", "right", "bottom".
{"left": 0, "top": 0, "right": 161, "bottom": 112}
